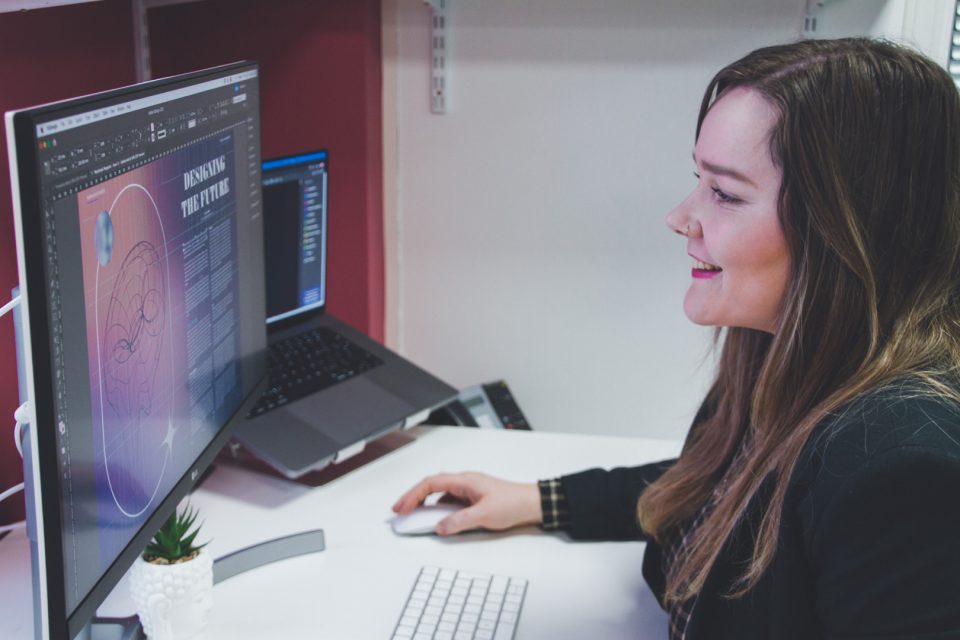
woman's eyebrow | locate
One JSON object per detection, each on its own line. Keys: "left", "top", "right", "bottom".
{"left": 692, "top": 153, "right": 757, "bottom": 188}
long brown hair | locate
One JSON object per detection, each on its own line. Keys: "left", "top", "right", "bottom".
{"left": 638, "top": 38, "right": 960, "bottom": 603}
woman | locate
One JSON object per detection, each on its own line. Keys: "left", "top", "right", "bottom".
{"left": 393, "top": 38, "right": 960, "bottom": 638}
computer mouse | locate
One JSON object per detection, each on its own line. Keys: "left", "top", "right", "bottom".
{"left": 391, "top": 503, "right": 465, "bottom": 536}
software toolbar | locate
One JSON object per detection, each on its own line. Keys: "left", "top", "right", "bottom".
{"left": 34, "top": 74, "right": 257, "bottom": 203}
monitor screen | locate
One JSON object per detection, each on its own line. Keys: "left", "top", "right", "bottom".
{"left": 6, "top": 62, "right": 268, "bottom": 639}
{"left": 262, "top": 150, "right": 328, "bottom": 324}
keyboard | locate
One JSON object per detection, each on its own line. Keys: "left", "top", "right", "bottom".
{"left": 248, "top": 326, "right": 384, "bottom": 417}
{"left": 391, "top": 566, "right": 528, "bottom": 640}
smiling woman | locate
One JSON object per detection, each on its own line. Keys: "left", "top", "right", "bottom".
{"left": 665, "top": 87, "right": 789, "bottom": 334}
{"left": 393, "top": 38, "right": 960, "bottom": 640}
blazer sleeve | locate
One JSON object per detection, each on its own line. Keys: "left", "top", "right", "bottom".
{"left": 808, "top": 445, "right": 960, "bottom": 638}
{"left": 558, "top": 459, "right": 676, "bottom": 541}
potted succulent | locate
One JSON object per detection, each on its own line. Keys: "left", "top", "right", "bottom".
{"left": 129, "top": 505, "right": 214, "bottom": 640}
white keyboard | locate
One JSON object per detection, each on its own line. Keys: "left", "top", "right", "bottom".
{"left": 391, "top": 566, "right": 528, "bottom": 640}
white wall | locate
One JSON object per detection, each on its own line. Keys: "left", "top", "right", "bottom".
{"left": 812, "top": 0, "right": 954, "bottom": 61}
{"left": 382, "top": 0, "right": 952, "bottom": 441}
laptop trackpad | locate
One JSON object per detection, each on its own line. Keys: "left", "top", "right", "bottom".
{"left": 284, "top": 377, "right": 416, "bottom": 445}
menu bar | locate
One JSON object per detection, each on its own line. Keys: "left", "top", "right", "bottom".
{"left": 36, "top": 69, "right": 257, "bottom": 136}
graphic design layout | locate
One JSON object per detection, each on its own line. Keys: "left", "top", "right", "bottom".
{"left": 78, "top": 133, "right": 242, "bottom": 560}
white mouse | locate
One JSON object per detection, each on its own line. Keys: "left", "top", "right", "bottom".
{"left": 391, "top": 503, "right": 465, "bottom": 536}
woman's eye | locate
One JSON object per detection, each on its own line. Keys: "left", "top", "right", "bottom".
{"left": 711, "top": 186, "right": 741, "bottom": 205}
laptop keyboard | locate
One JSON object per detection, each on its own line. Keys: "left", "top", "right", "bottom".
{"left": 392, "top": 566, "right": 527, "bottom": 640}
{"left": 248, "top": 326, "right": 384, "bottom": 417}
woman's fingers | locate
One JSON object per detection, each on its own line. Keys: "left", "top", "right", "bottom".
{"left": 392, "top": 473, "right": 477, "bottom": 514}
{"left": 392, "top": 473, "right": 540, "bottom": 535}
{"left": 436, "top": 504, "right": 484, "bottom": 536}
{"left": 391, "top": 477, "right": 442, "bottom": 513}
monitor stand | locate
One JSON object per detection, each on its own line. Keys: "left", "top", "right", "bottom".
{"left": 75, "top": 616, "right": 140, "bottom": 640}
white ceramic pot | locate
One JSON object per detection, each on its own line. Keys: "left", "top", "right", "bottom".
{"left": 129, "top": 548, "right": 214, "bottom": 640}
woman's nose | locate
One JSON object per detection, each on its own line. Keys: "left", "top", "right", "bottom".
{"left": 665, "top": 194, "right": 701, "bottom": 238}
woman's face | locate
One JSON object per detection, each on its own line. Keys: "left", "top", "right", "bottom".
{"left": 665, "top": 87, "right": 790, "bottom": 334}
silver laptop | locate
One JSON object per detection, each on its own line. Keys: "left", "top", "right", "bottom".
{"left": 231, "top": 149, "right": 456, "bottom": 478}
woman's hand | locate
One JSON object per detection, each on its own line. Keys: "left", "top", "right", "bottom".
{"left": 392, "top": 472, "right": 543, "bottom": 536}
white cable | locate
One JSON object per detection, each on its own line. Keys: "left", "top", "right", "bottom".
{"left": 0, "top": 402, "right": 30, "bottom": 534}
{"left": 0, "top": 300, "right": 27, "bottom": 540}
{"left": 0, "top": 483, "right": 23, "bottom": 504}
{"left": 13, "top": 420, "right": 23, "bottom": 459}
{"left": 0, "top": 295, "right": 19, "bottom": 318}
{"left": 0, "top": 521, "right": 25, "bottom": 535}
{"left": 13, "top": 402, "right": 28, "bottom": 460}
{"left": 14, "top": 402, "right": 29, "bottom": 427}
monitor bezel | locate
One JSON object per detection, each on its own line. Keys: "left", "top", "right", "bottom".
{"left": 261, "top": 148, "right": 330, "bottom": 332}
{"left": 7, "top": 61, "right": 269, "bottom": 639}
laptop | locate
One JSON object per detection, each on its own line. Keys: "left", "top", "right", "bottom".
{"left": 231, "top": 149, "right": 457, "bottom": 478}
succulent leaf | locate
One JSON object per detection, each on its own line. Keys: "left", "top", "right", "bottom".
{"left": 142, "top": 505, "right": 208, "bottom": 562}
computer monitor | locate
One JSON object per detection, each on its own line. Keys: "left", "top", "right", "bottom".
{"left": 261, "top": 149, "right": 328, "bottom": 325}
{"left": 5, "top": 62, "right": 268, "bottom": 639}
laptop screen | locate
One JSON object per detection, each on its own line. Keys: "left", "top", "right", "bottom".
{"left": 262, "top": 149, "right": 328, "bottom": 324}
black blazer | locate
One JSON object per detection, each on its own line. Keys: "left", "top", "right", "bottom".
{"left": 559, "top": 389, "right": 960, "bottom": 639}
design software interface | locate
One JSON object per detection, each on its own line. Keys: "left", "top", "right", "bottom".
{"left": 262, "top": 150, "right": 328, "bottom": 324}
{"left": 29, "top": 69, "right": 263, "bottom": 615}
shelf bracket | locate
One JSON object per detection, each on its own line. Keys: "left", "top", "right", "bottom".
{"left": 132, "top": 0, "right": 151, "bottom": 82}
{"left": 426, "top": 0, "right": 449, "bottom": 114}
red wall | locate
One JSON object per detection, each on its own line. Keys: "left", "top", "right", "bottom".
{"left": 0, "top": 0, "right": 137, "bottom": 529}
{"left": 149, "top": 0, "right": 385, "bottom": 339}
{"left": 0, "top": 0, "right": 384, "bottom": 529}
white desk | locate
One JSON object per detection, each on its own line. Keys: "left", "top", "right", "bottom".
{"left": 0, "top": 426, "right": 682, "bottom": 639}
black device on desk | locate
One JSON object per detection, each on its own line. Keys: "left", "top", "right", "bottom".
{"left": 427, "top": 380, "right": 532, "bottom": 430}
{"left": 6, "top": 62, "right": 270, "bottom": 640}
{"left": 230, "top": 149, "right": 457, "bottom": 479}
